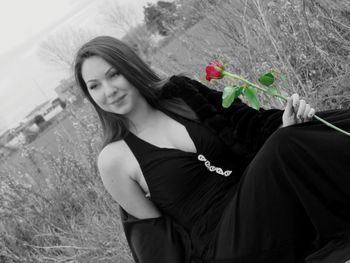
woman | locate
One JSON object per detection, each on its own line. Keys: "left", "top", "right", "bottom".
{"left": 74, "top": 36, "right": 350, "bottom": 262}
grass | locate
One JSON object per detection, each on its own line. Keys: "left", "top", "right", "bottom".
{"left": 1, "top": 0, "right": 349, "bottom": 262}
{"left": 0, "top": 102, "right": 133, "bottom": 263}
{"left": 151, "top": 0, "right": 350, "bottom": 111}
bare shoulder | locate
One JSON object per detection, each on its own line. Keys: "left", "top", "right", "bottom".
{"left": 97, "top": 140, "right": 161, "bottom": 219}
{"left": 98, "top": 140, "right": 133, "bottom": 178}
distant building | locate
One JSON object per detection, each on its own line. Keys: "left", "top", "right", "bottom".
{"left": 0, "top": 98, "right": 66, "bottom": 158}
{"left": 0, "top": 129, "right": 12, "bottom": 147}
{"left": 24, "top": 98, "right": 64, "bottom": 123}
{"left": 24, "top": 100, "right": 51, "bottom": 122}
{"left": 5, "top": 132, "right": 26, "bottom": 147}
{"left": 0, "top": 127, "right": 24, "bottom": 156}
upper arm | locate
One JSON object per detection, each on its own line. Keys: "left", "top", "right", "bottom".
{"left": 98, "top": 141, "right": 162, "bottom": 219}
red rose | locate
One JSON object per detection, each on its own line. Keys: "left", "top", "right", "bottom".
{"left": 205, "top": 61, "right": 225, "bottom": 81}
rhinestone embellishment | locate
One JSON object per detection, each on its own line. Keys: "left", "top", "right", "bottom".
{"left": 197, "top": 154, "right": 232, "bottom": 177}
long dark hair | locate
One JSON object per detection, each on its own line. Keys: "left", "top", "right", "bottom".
{"left": 74, "top": 36, "right": 197, "bottom": 148}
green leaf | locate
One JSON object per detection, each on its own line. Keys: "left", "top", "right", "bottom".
{"left": 222, "top": 86, "right": 236, "bottom": 108}
{"left": 266, "top": 86, "right": 279, "bottom": 96}
{"left": 243, "top": 86, "right": 260, "bottom": 110}
{"left": 234, "top": 86, "right": 244, "bottom": 98}
{"left": 258, "top": 72, "right": 275, "bottom": 86}
{"left": 222, "top": 86, "right": 243, "bottom": 108}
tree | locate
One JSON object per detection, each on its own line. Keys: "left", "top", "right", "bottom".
{"left": 144, "top": 1, "right": 178, "bottom": 36}
{"left": 99, "top": 0, "right": 155, "bottom": 59}
{"left": 122, "top": 24, "right": 155, "bottom": 60}
{"left": 99, "top": 0, "right": 140, "bottom": 35}
{"left": 38, "top": 27, "right": 96, "bottom": 70}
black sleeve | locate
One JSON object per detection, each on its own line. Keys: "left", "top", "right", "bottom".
{"left": 162, "top": 75, "right": 283, "bottom": 158}
{"left": 119, "top": 206, "right": 192, "bottom": 263}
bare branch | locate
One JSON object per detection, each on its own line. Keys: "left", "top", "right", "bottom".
{"left": 37, "top": 27, "right": 96, "bottom": 70}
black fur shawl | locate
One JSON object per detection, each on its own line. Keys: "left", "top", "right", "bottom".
{"left": 161, "top": 75, "right": 284, "bottom": 160}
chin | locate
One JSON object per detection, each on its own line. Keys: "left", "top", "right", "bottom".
{"left": 108, "top": 104, "right": 133, "bottom": 116}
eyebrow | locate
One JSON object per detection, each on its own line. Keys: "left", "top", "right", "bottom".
{"left": 86, "top": 67, "right": 114, "bottom": 83}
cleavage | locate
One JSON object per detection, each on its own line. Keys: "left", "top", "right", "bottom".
{"left": 136, "top": 111, "right": 197, "bottom": 154}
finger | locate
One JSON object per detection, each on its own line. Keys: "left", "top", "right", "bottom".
{"left": 291, "top": 93, "right": 299, "bottom": 111}
{"left": 297, "top": 99, "right": 306, "bottom": 121}
{"left": 284, "top": 96, "right": 294, "bottom": 117}
{"left": 308, "top": 108, "right": 315, "bottom": 119}
{"left": 303, "top": 104, "right": 311, "bottom": 120}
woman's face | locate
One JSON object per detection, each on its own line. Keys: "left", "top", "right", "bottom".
{"left": 81, "top": 56, "right": 141, "bottom": 116}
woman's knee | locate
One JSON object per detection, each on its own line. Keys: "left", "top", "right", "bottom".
{"left": 260, "top": 126, "right": 300, "bottom": 158}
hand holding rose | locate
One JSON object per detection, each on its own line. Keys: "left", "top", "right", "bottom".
{"left": 282, "top": 93, "right": 316, "bottom": 127}
{"left": 205, "top": 61, "right": 350, "bottom": 136}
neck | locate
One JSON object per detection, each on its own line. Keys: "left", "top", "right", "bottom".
{"left": 126, "top": 98, "right": 160, "bottom": 135}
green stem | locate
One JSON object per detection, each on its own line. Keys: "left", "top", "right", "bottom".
{"left": 313, "top": 115, "right": 350, "bottom": 136}
{"left": 222, "top": 70, "right": 288, "bottom": 101}
{"left": 217, "top": 67, "right": 350, "bottom": 137}
{"left": 223, "top": 71, "right": 266, "bottom": 92}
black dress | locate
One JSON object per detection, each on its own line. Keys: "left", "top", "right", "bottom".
{"left": 124, "top": 105, "right": 350, "bottom": 262}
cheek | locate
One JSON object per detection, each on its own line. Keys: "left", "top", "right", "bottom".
{"left": 129, "top": 86, "right": 141, "bottom": 101}
{"left": 89, "top": 91, "right": 104, "bottom": 105}
{"left": 129, "top": 91, "right": 142, "bottom": 107}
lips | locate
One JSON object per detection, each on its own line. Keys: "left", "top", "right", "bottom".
{"left": 110, "top": 95, "right": 126, "bottom": 104}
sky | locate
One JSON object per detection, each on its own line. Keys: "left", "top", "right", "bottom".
{"left": 0, "top": 0, "right": 157, "bottom": 134}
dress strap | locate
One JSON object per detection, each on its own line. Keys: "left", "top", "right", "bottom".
{"left": 124, "top": 130, "right": 153, "bottom": 154}
{"left": 159, "top": 107, "right": 191, "bottom": 126}
{"left": 124, "top": 107, "right": 194, "bottom": 154}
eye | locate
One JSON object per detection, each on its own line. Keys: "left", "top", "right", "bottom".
{"left": 88, "top": 84, "right": 98, "bottom": 90}
{"left": 109, "top": 70, "right": 120, "bottom": 78}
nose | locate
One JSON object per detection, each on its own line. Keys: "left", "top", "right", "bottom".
{"left": 102, "top": 80, "right": 118, "bottom": 98}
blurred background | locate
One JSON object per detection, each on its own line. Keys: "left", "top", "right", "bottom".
{"left": 1, "top": 0, "right": 349, "bottom": 262}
